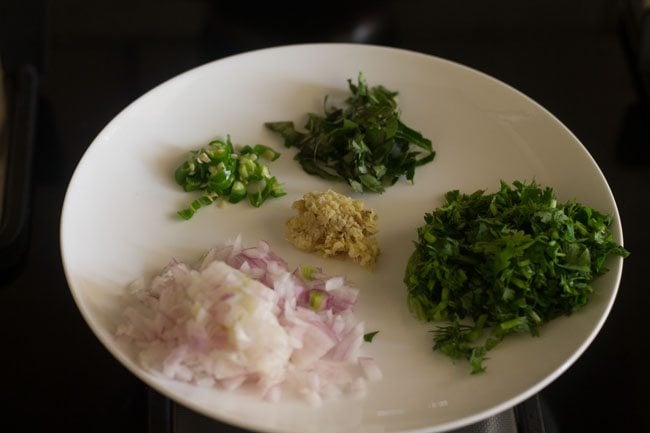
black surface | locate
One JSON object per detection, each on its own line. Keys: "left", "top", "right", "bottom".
{"left": 0, "top": 65, "right": 37, "bottom": 275}
{"left": 1, "top": 1, "right": 649, "bottom": 432}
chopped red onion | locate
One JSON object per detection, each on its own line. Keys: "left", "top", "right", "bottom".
{"left": 116, "top": 239, "right": 381, "bottom": 405}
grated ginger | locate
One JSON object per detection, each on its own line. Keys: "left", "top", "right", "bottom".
{"left": 285, "top": 190, "right": 379, "bottom": 268}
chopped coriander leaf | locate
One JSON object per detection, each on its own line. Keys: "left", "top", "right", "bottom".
{"left": 364, "top": 331, "right": 379, "bottom": 342}
{"left": 175, "top": 136, "right": 284, "bottom": 219}
{"left": 405, "top": 180, "right": 629, "bottom": 373}
{"left": 265, "top": 73, "right": 435, "bottom": 193}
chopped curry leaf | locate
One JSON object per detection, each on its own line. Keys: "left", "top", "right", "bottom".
{"left": 265, "top": 73, "right": 435, "bottom": 193}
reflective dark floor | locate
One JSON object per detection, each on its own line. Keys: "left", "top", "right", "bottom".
{"left": 1, "top": 1, "right": 649, "bottom": 432}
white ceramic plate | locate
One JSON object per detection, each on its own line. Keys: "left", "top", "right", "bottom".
{"left": 60, "top": 44, "right": 624, "bottom": 433}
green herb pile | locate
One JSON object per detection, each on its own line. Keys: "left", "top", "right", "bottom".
{"left": 265, "top": 73, "right": 435, "bottom": 193}
{"left": 174, "top": 136, "right": 285, "bottom": 219}
{"left": 404, "top": 180, "right": 629, "bottom": 373}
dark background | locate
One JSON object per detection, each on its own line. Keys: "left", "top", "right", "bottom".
{"left": 1, "top": 0, "right": 649, "bottom": 432}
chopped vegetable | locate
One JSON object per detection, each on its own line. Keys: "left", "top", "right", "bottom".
{"left": 404, "top": 180, "right": 629, "bottom": 373}
{"left": 265, "top": 73, "right": 435, "bottom": 193}
{"left": 285, "top": 190, "right": 380, "bottom": 268}
{"left": 364, "top": 331, "right": 379, "bottom": 342}
{"left": 116, "top": 238, "right": 381, "bottom": 405}
{"left": 174, "top": 137, "right": 285, "bottom": 219}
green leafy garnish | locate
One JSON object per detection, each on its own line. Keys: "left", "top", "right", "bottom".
{"left": 265, "top": 73, "right": 435, "bottom": 193}
{"left": 364, "top": 331, "right": 379, "bottom": 342}
{"left": 404, "top": 180, "right": 629, "bottom": 373}
{"left": 174, "top": 136, "right": 286, "bottom": 219}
